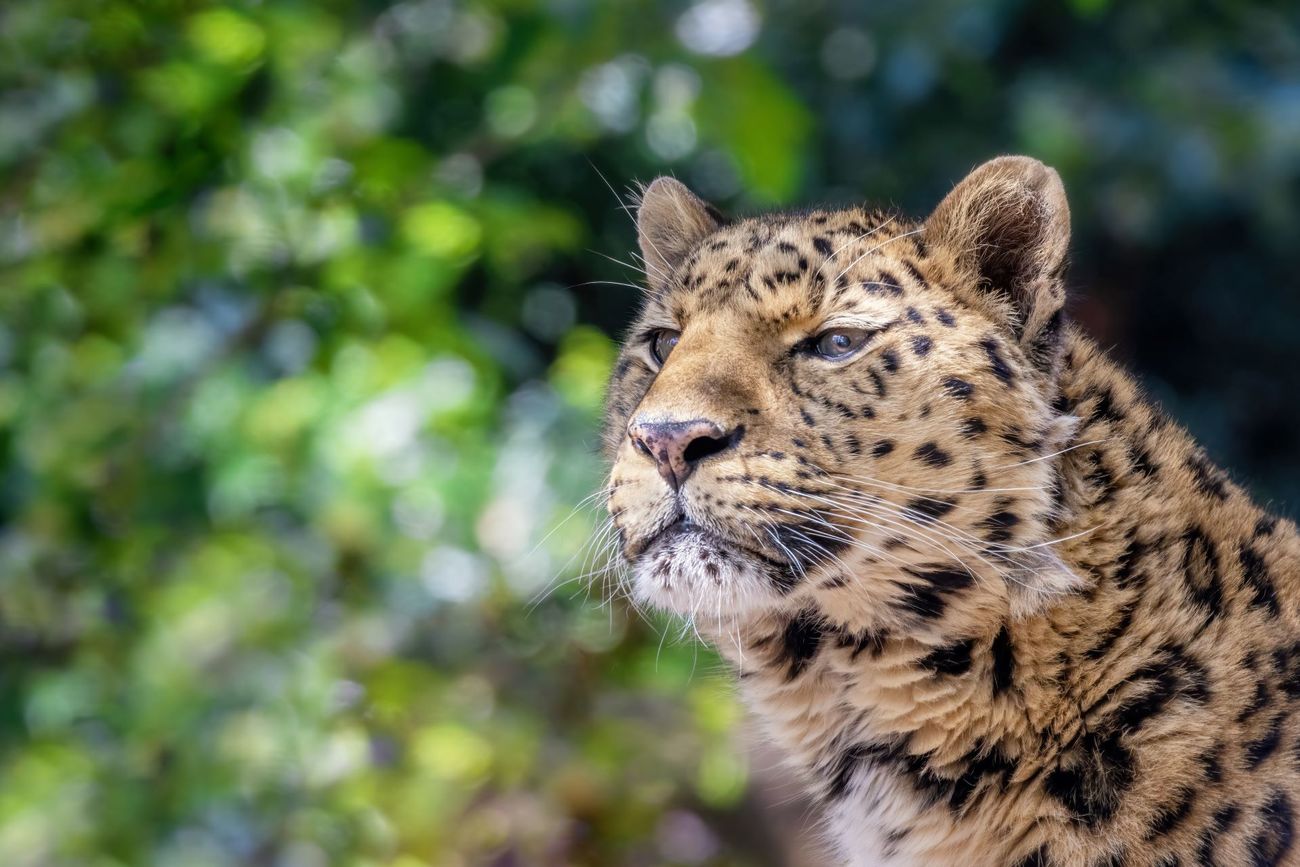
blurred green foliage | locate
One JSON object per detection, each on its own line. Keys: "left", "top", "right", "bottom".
{"left": 2, "top": 0, "right": 1299, "bottom": 865}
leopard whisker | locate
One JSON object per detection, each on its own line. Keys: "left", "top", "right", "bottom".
{"left": 759, "top": 504, "right": 910, "bottom": 570}
{"left": 527, "top": 509, "right": 618, "bottom": 612}
{"left": 770, "top": 487, "right": 1035, "bottom": 591}
{"left": 524, "top": 485, "right": 613, "bottom": 559}
{"left": 796, "top": 498, "right": 1012, "bottom": 589}
{"left": 589, "top": 160, "right": 676, "bottom": 286}
{"left": 759, "top": 481, "right": 1009, "bottom": 571}
{"left": 813, "top": 219, "right": 894, "bottom": 283}
{"left": 811, "top": 490, "right": 1081, "bottom": 592}
{"left": 824, "top": 481, "right": 1091, "bottom": 559}
{"left": 831, "top": 226, "right": 926, "bottom": 287}
{"left": 988, "top": 437, "right": 1114, "bottom": 470}
{"left": 830, "top": 471, "right": 1050, "bottom": 498}
{"left": 817, "top": 479, "right": 1023, "bottom": 558}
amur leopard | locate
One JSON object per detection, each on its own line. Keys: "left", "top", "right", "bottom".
{"left": 600, "top": 156, "right": 1300, "bottom": 866}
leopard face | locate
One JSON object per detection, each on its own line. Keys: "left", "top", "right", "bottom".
{"left": 603, "top": 158, "right": 1079, "bottom": 639}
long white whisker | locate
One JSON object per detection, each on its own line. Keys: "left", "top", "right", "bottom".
{"left": 831, "top": 226, "right": 925, "bottom": 286}
{"left": 988, "top": 437, "right": 1113, "bottom": 470}
{"left": 830, "top": 472, "right": 1049, "bottom": 498}
{"left": 812, "top": 219, "right": 892, "bottom": 283}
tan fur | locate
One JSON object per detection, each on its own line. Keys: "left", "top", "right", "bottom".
{"left": 602, "top": 157, "right": 1300, "bottom": 866}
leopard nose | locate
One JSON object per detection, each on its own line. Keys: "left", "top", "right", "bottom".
{"left": 628, "top": 418, "right": 741, "bottom": 490}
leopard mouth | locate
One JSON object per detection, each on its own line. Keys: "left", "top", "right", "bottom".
{"left": 640, "top": 515, "right": 771, "bottom": 565}
{"left": 656, "top": 516, "right": 713, "bottom": 545}
{"left": 634, "top": 516, "right": 721, "bottom": 560}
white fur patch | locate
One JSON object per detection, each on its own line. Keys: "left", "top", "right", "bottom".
{"left": 630, "top": 525, "right": 786, "bottom": 624}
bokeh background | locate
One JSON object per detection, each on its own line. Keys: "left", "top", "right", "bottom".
{"left": 4, "top": 1, "right": 1300, "bottom": 865}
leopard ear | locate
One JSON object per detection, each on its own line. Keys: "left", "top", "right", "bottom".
{"left": 636, "top": 177, "right": 723, "bottom": 291}
{"left": 925, "top": 156, "right": 1070, "bottom": 372}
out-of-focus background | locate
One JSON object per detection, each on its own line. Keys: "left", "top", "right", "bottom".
{"left": 3, "top": 1, "right": 1300, "bottom": 865}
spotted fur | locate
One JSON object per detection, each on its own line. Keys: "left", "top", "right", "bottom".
{"left": 601, "top": 157, "right": 1300, "bottom": 866}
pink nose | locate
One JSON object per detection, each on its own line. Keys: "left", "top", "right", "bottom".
{"left": 628, "top": 418, "right": 740, "bottom": 490}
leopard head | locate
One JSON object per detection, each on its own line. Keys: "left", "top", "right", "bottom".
{"left": 602, "top": 157, "right": 1081, "bottom": 640}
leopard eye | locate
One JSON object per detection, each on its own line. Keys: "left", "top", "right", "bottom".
{"left": 651, "top": 329, "right": 681, "bottom": 365}
{"left": 814, "top": 327, "right": 871, "bottom": 360}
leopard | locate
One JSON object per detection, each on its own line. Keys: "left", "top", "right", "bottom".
{"left": 599, "top": 156, "right": 1300, "bottom": 866}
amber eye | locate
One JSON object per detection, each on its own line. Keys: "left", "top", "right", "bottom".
{"left": 650, "top": 329, "right": 681, "bottom": 365}
{"left": 814, "top": 328, "right": 871, "bottom": 360}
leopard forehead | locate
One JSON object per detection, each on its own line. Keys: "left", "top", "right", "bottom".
{"left": 657, "top": 209, "right": 944, "bottom": 325}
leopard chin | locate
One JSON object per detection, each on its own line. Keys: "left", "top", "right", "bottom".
{"left": 629, "top": 520, "right": 791, "bottom": 622}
